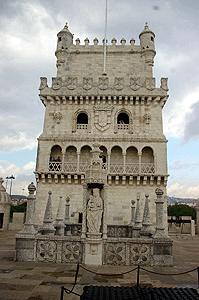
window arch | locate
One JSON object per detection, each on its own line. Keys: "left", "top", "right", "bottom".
{"left": 72, "top": 110, "right": 91, "bottom": 133}
{"left": 49, "top": 145, "right": 62, "bottom": 171}
{"left": 141, "top": 146, "right": 155, "bottom": 174}
{"left": 115, "top": 109, "right": 132, "bottom": 133}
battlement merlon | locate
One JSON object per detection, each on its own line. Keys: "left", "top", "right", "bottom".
{"left": 55, "top": 22, "right": 157, "bottom": 78}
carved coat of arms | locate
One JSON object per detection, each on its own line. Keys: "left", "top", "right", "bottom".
{"left": 52, "top": 77, "right": 62, "bottom": 90}
{"left": 114, "top": 77, "right": 124, "bottom": 90}
{"left": 94, "top": 105, "right": 113, "bottom": 131}
{"left": 130, "top": 77, "right": 140, "bottom": 90}
{"left": 83, "top": 77, "right": 93, "bottom": 90}
{"left": 146, "top": 78, "right": 155, "bottom": 91}
{"left": 99, "top": 77, "right": 108, "bottom": 90}
{"left": 39, "top": 77, "right": 48, "bottom": 90}
{"left": 160, "top": 78, "right": 168, "bottom": 91}
{"left": 66, "top": 77, "right": 77, "bottom": 90}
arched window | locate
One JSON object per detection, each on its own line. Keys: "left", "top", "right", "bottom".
{"left": 77, "top": 113, "right": 88, "bottom": 130}
{"left": 49, "top": 145, "right": 62, "bottom": 171}
{"left": 65, "top": 146, "right": 77, "bottom": 172}
{"left": 79, "top": 145, "right": 92, "bottom": 172}
{"left": 141, "top": 147, "right": 155, "bottom": 173}
{"left": 126, "top": 147, "right": 139, "bottom": 174}
{"left": 110, "top": 146, "right": 123, "bottom": 173}
{"left": 115, "top": 110, "right": 132, "bottom": 132}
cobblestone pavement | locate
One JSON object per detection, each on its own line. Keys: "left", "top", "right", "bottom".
{"left": 0, "top": 231, "right": 198, "bottom": 299}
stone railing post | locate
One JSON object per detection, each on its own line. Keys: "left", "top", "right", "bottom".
{"left": 140, "top": 194, "right": 153, "bottom": 237}
{"left": 19, "top": 182, "right": 37, "bottom": 235}
{"left": 64, "top": 196, "right": 71, "bottom": 235}
{"left": 153, "top": 188, "right": 167, "bottom": 238}
{"left": 129, "top": 200, "right": 135, "bottom": 226}
{"left": 102, "top": 184, "right": 109, "bottom": 239}
{"left": 77, "top": 152, "right": 80, "bottom": 172}
{"left": 138, "top": 153, "right": 142, "bottom": 173}
{"left": 81, "top": 184, "right": 87, "bottom": 239}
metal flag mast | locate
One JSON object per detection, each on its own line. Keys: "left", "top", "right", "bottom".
{"left": 103, "top": 0, "right": 108, "bottom": 75}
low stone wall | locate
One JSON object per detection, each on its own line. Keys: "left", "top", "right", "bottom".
{"left": 15, "top": 234, "right": 173, "bottom": 266}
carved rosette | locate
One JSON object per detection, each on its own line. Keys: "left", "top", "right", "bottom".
{"left": 53, "top": 112, "right": 62, "bottom": 124}
{"left": 130, "top": 244, "right": 151, "bottom": 265}
{"left": 146, "top": 78, "right": 155, "bottom": 90}
{"left": 104, "top": 243, "right": 126, "bottom": 265}
{"left": 114, "top": 77, "right": 124, "bottom": 90}
{"left": 99, "top": 77, "right": 108, "bottom": 90}
{"left": 66, "top": 77, "right": 77, "bottom": 90}
{"left": 161, "top": 78, "right": 168, "bottom": 91}
{"left": 94, "top": 105, "right": 113, "bottom": 132}
{"left": 36, "top": 240, "right": 57, "bottom": 262}
{"left": 39, "top": 77, "right": 48, "bottom": 90}
{"left": 130, "top": 77, "right": 140, "bottom": 90}
{"left": 52, "top": 77, "right": 62, "bottom": 90}
{"left": 83, "top": 77, "right": 93, "bottom": 90}
{"left": 62, "top": 242, "right": 82, "bottom": 263}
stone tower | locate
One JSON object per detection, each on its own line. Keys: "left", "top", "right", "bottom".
{"left": 34, "top": 22, "right": 169, "bottom": 229}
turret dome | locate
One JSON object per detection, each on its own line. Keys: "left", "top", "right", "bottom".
{"left": 0, "top": 177, "right": 11, "bottom": 203}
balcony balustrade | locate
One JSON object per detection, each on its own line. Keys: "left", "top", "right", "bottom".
{"left": 48, "top": 162, "right": 155, "bottom": 174}
{"left": 76, "top": 124, "right": 88, "bottom": 130}
{"left": 117, "top": 124, "right": 129, "bottom": 130}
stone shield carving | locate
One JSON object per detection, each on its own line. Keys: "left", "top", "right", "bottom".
{"left": 146, "top": 78, "right": 155, "bottom": 91}
{"left": 161, "top": 78, "right": 168, "bottom": 91}
{"left": 39, "top": 77, "right": 48, "bottom": 90}
{"left": 130, "top": 77, "right": 140, "bottom": 90}
{"left": 94, "top": 105, "right": 113, "bottom": 132}
{"left": 66, "top": 77, "right": 77, "bottom": 90}
{"left": 52, "top": 77, "right": 62, "bottom": 90}
{"left": 115, "top": 77, "right": 124, "bottom": 90}
{"left": 83, "top": 77, "right": 93, "bottom": 90}
{"left": 99, "top": 77, "right": 108, "bottom": 90}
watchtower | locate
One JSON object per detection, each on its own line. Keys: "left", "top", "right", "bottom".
{"left": 35, "top": 22, "right": 169, "bottom": 229}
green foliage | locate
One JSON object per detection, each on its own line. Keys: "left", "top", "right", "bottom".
{"left": 168, "top": 204, "right": 196, "bottom": 220}
{"left": 10, "top": 202, "right": 27, "bottom": 217}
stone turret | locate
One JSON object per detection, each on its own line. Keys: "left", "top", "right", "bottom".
{"left": 139, "top": 22, "right": 156, "bottom": 66}
{"left": 56, "top": 22, "right": 73, "bottom": 51}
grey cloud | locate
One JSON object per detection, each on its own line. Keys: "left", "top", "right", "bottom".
{"left": 1, "top": 0, "right": 199, "bottom": 152}
{"left": 169, "top": 160, "right": 190, "bottom": 170}
{"left": 182, "top": 100, "right": 199, "bottom": 144}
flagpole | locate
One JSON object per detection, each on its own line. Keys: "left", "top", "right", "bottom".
{"left": 103, "top": 0, "right": 107, "bottom": 75}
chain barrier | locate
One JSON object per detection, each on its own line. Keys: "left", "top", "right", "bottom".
{"left": 60, "top": 263, "right": 199, "bottom": 300}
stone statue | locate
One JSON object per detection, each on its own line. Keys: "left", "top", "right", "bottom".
{"left": 87, "top": 188, "right": 103, "bottom": 233}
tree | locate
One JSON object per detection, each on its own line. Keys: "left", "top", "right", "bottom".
{"left": 168, "top": 204, "right": 196, "bottom": 220}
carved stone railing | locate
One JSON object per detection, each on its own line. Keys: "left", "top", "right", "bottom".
{"left": 48, "top": 162, "right": 155, "bottom": 174}
{"left": 64, "top": 163, "right": 77, "bottom": 173}
{"left": 117, "top": 124, "right": 129, "bottom": 130}
{"left": 49, "top": 162, "right": 62, "bottom": 171}
{"left": 141, "top": 163, "right": 155, "bottom": 174}
{"left": 107, "top": 225, "right": 130, "bottom": 237}
{"left": 125, "top": 163, "right": 139, "bottom": 174}
{"left": 109, "top": 163, "right": 124, "bottom": 173}
{"left": 65, "top": 224, "right": 82, "bottom": 236}
{"left": 76, "top": 124, "right": 88, "bottom": 130}
{"left": 79, "top": 162, "right": 90, "bottom": 172}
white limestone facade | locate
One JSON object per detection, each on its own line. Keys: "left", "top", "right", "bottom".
{"left": 34, "top": 22, "right": 169, "bottom": 229}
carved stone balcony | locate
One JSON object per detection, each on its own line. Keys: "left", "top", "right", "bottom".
{"left": 117, "top": 124, "right": 129, "bottom": 130}
{"left": 76, "top": 124, "right": 88, "bottom": 130}
{"left": 48, "top": 162, "right": 155, "bottom": 174}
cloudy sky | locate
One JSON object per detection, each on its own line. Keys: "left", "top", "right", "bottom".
{"left": 0, "top": 0, "right": 199, "bottom": 198}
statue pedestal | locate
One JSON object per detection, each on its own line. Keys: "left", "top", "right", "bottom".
{"left": 85, "top": 238, "right": 103, "bottom": 265}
